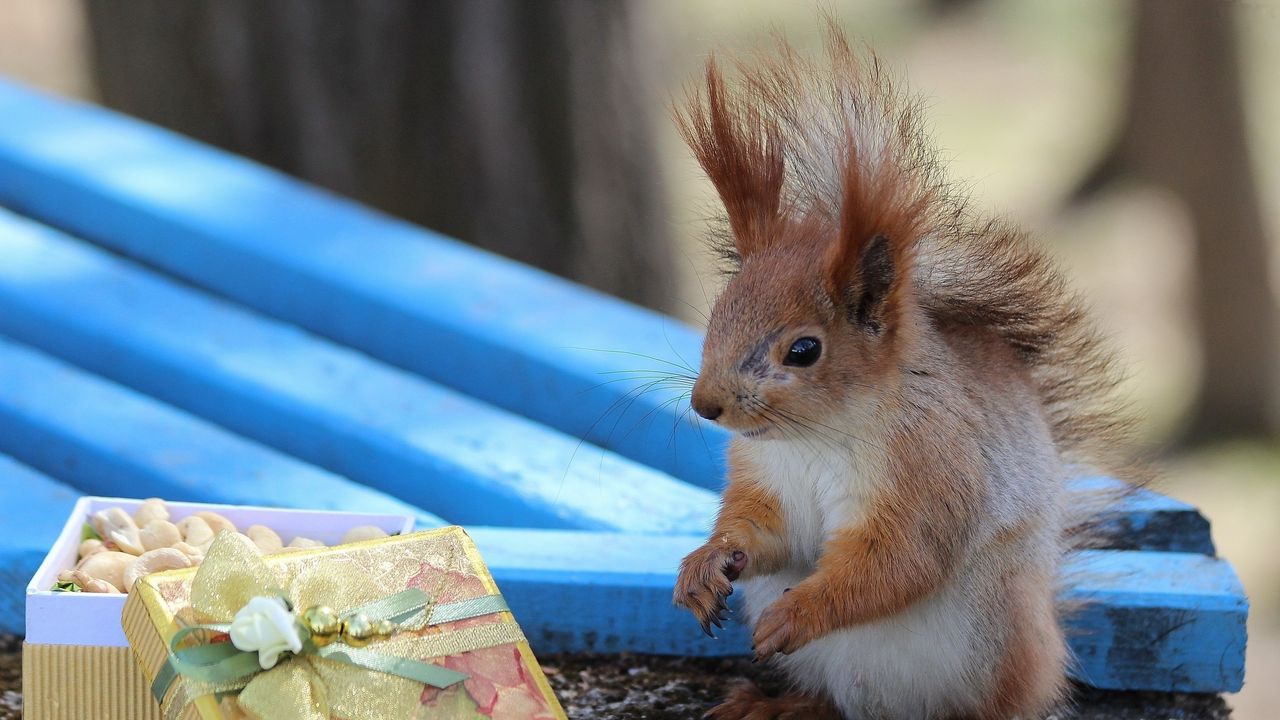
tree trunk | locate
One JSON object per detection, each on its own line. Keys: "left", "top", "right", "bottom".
{"left": 1074, "top": 0, "right": 1276, "bottom": 443}
{"left": 83, "top": 0, "right": 677, "bottom": 311}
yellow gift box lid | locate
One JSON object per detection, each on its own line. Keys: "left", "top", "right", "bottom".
{"left": 122, "top": 526, "right": 566, "bottom": 720}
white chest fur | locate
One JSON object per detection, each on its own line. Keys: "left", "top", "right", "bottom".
{"left": 733, "top": 435, "right": 989, "bottom": 719}
{"left": 736, "top": 434, "right": 880, "bottom": 569}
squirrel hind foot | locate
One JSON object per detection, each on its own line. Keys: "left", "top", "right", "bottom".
{"left": 704, "top": 680, "right": 842, "bottom": 720}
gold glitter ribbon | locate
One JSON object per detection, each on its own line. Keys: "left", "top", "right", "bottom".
{"left": 157, "top": 532, "right": 525, "bottom": 720}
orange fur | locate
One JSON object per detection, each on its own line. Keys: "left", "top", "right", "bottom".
{"left": 750, "top": 412, "right": 985, "bottom": 658}
{"left": 671, "top": 20, "right": 1144, "bottom": 720}
{"left": 673, "top": 448, "right": 789, "bottom": 633}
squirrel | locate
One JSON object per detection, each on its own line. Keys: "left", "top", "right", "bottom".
{"left": 671, "top": 23, "right": 1144, "bottom": 720}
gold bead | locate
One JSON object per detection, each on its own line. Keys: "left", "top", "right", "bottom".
{"left": 301, "top": 606, "right": 342, "bottom": 647}
{"left": 342, "top": 613, "right": 376, "bottom": 647}
{"left": 372, "top": 619, "right": 397, "bottom": 637}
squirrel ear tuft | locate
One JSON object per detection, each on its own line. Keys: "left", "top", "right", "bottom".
{"left": 824, "top": 128, "right": 920, "bottom": 331}
{"left": 675, "top": 58, "right": 785, "bottom": 259}
{"left": 826, "top": 232, "right": 896, "bottom": 333}
{"left": 850, "top": 235, "right": 894, "bottom": 332}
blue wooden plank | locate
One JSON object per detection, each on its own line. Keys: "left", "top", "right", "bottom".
{"left": 0, "top": 336, "right": 442, "bottom": 527}
{"left": 1063, "top": 550, "right": 1247, "bottom": 693}
{"left": 1076, "top": 476, "right": 1215, "bottom": 555}
{"left": 473, "top": 530, "right": 743, "bottom": 656}
{"left": 0, "top": 209, "right": 718, "bottom": 534}
{"left": 0, "top": 80, "right": 722, "bottom": 490}
{"left": 0, "top": 454, "right": 78, "bottom": 635}
{"left": 468, "top": 528, "right": 1247, "bottom": 693}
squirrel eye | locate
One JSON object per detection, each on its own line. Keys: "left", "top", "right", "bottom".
{"left": 784, "top": 337, "right": 822, "bottom": 367}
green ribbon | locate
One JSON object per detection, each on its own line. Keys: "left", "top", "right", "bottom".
{"left": 153, "top": 588, "right": 510, "bottom": 703}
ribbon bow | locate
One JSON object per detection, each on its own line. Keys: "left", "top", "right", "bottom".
{"left": 153, "top": 532, "right": 521, "bottom": 720}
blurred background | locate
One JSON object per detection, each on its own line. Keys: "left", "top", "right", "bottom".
{"left": 1, "top": 0, "right": 1275, "bottom": 715}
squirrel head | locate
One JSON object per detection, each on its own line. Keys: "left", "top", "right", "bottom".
{"left": 690, "top": 224, "right": 909, "bottom": 438}
{"left": 677, "top": 39, "right": 936, "bottom": 438}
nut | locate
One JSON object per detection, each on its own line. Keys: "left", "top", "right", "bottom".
{"left": 287, "top": 537, "right": 324, "bottom": 549}
{"left": 176, "top": 516, "right": 215, "bottom": 547}
{"left": 78, "top": 539, "right": 105, "bottom": 558}
{"left": 75, "top": 550, "right": 135, "bottom": 590}
{"left": 172, "top": 541, "right": 206, "bottom": 563}
{"left": 246, "top": 525, "right": 283, "bottom": 554}
{"left": 93, "top": 507, "right": 145, "bottom": 555}
{"left": 68, "top": 569, "right": 121, "bottom": 594}
{"left": 140, "top": 520, "right": 183, "bottom": 551}
{"left": 124, "top": 548, "right": 193, "bottom": 592}
{"left": 341, "top": 525, "right": 389, "bottom": 544}
{"left": 133, "top": 498, "right": 170, "bottom": 528}
{"left": 193, "top": 511, "right": 237, "bottom": 536}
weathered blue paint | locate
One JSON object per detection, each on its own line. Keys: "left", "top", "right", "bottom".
{"left": 1076, "top": 476, "right": 1216, "bottom": 556}
{"left": 0, "top": 336, "right": 442, "bottom": 527}
{"left": 0, "top": 209, "right": 718, "bottom": 534}
{"left": 470, "top": 529, "right": 748, "bottom": 655}
{"left": 469, "top": 529, "right": 1247, "bottom": 693}
{"left": 0, "top": 455, "right": 78, "bottom": 635}
{"left": 0, "top": 80, "right": 724, "bottom": 490}
{"left": 1063, "top": 550, "right": 1247, "bottom": 693}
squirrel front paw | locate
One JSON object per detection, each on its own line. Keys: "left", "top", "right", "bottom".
{"left": 673, "top": 543, "right": 748, "bottom": 637}
{"left": 752, "top": 590, "right": 821, "bottom": 660}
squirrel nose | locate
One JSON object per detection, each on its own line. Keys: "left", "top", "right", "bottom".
{"left": 693, "top": 399, "right": 723, "bottom": 421}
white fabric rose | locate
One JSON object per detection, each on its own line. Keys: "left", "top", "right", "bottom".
{"left": 228, "top": 595, "right": 303, "bottom": 670}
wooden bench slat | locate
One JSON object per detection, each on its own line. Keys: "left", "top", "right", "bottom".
{"left": 0, "top": 455, "right": 78, "bottom": 635}
{"left": 467, "top": 528, "right": 1247, "bottom": 693}
{"left": 1062, "top": 550, "right": 1247, "bottom": 693}
{"left": 0, "top": 336, "right": 442, "bottom": 527}
{"left": 0, "top": 80, "right": 721, "bottom": 490}
{"left": 1077, "top": 476, "right": 1215, "bottom": 556}
{"left": 0, "top": 209, "right": 718, "bottom": 534}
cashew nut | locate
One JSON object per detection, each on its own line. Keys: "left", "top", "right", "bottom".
{"left": 193, "top": 511, "right": 237, "bottom": 536}
{"left": 133, "top": 498, "right": 170, "bottom": 528}
{"left": 75, "top": 550, "right": 135, "bottom": 590}
{"left": 341, "top": 525, "right": 389, "bottom": 544}
{"left": 176, "top": 516, "right": 215, "bottom": 547}
{"left": 124, "top": 548, "right": 193, "bottom": 592}
{"left": 66, "top": 569, "right": 121, "bottom": 594}
{"left": 246, "top": 525, "right": 283, "bottom": 554}
{"left": 78, "top": 539, "right": 105, "bottom": 559}
{"left": 139, "top": 520, "right": 183, "bottom": 551}
{"left": 93, "top": 507, "right": 145, "bottom": 555}
{"left": 287, "top": 536, "right": 324, "bottom": 549}
{"left": 172, "top": 541, "right": 206, "bottom": 563}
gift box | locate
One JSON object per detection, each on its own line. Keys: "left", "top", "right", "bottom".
{"left": 121, "top": 525, "right": 565, "bottom": 719}
{"left": 23, "top": 497, "right": 416, "bottom": 720}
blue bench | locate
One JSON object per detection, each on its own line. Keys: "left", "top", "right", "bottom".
{"left": 0, "top": 80, "right": 1246, "bottom": 694}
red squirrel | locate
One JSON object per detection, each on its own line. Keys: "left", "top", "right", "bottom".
{"left": 672, "top": 25, "right": 1143, "bottom": 720}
